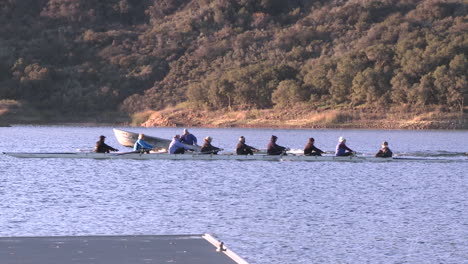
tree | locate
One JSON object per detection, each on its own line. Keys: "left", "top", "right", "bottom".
{"left": 329, "top": 52, "right": 370, "bottom": 105}
{"left": 272, "top": 80, "right": 305, "bottom": 108}
{"left": 390, "top": 71, "right": 415, "bottom": 105}
{"left": 416, "top": 73, "right": 437, "bottom": 106}
{"left": 302, "top": 58, "right": 334, "bottom": 103}
{"left": 351, "top": 67, "right": 389, "bottom": 106}
{"left": 447, "top": 54, "right": 468, "bottom": 112}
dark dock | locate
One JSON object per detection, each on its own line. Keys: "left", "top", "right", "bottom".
{"left": 0, "top": 233, "right": 248, "bottom": 264}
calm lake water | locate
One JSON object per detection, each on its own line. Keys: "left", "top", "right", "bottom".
{"left": 0, "top": 126, "right": 467, "bottom": 264}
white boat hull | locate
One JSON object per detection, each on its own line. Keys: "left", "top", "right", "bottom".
{"left": 113, "top": 128, "right": 201, "bottom": 151}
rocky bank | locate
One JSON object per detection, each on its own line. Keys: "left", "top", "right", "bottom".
{"left": 137, "top": 107, "right": 468, "bottom": 130}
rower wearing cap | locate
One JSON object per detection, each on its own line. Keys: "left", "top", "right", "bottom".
{"left": 94, "top": 135, "right": 119, "bottom": 153}
{"left": 200, "top": 136, "right": 222, "bottom": 154}
{"left": 236, "top": 136, "right": 259, "bottom": 155}
{"left": 375, "top": 141, "right": 393, "bottom": 158}
{"left": 267, "top": 135, "right": 288, "bottom": 155}
{"left": 335, "top": 136, "right": 355, "bottom": 156}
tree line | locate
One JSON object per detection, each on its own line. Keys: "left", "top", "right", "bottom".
{"left": 0, "top": 0, "right": 466, "bottom": 122}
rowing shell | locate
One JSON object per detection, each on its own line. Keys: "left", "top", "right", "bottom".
{"left": 113, "top": 128, "right": 201, "bottom": 151}
{"left": 2, "top": 152, "right": 424, "bottom": 162}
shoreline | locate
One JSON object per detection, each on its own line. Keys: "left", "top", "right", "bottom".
{"left": 4, "top": 123, "right": 468, "bottom": 130}
{"left": 136, "top": 108, "right": 468, "bottom": 130}
{"left": 2, "top": 108, "right": 467, "bottom": 130}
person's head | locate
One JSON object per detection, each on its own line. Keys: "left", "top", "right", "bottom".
{"left": 174, "top": 134, "right": 180, "bottom": 139}
{"left": 183, "top": 129, "right": 189, "bottom": 135}
{"left": 99, "top": 135, "right": 106, "bottom": 141}
{"left": 271, "top": 135, "right": 278, "bottom": 142}
{"left": 339, "top": 136, "right": 346, "bottom": 143}
{"left": 382, "top": 141, "right": 388, "bottom": 148}
{"left": 239, "top": 136, "right": 245, "bottom": 143}
{"left": 205, "top": 136, "right": 212, "bottom": 143}
{"left": 308, "top": 137, "right": 315, "bottom": 143}
{"left": 138, "top": 133, "right": 145, "bottom": 140}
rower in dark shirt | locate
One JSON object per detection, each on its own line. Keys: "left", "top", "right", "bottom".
{"left": 236, "top": 136, "right": 259, "bottom": 155}
{"left": 267, "top": 135, "right": 288, "bottom": 155}
{"left": 303, "top": 137, "right": 325, "bottom": 156}
{"left": 200, "top": 136, "right": 222, "bottom": 154}
{"left": 94, "top": 135, "right": 118, "bottom": 153}
{"left": 375, "top": 141, "right": 393, "bottom": 158}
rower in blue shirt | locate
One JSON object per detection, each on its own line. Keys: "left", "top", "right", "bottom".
{"left": 335, "top": 137, "right": 355, "bottom": 156}
{"left": 169, "top": 135, "right": 196, "bottom": 154}
{"left": 133, "top": 133, "right": 154, "bottom": 153}
{"left": 180, "top": 129, "right": 198, "bottom": 147}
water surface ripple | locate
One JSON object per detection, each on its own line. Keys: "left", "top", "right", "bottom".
{"left": 0, "top": 126, "right": 467, "bottom": 263}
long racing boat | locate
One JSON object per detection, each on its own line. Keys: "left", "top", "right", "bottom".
{"left": 3, "top": 151, "right": 461, "bottom": 162}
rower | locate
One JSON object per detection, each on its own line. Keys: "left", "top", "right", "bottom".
{"left": 169, "top": 135, "right": 195, "bottom": 154}
{"left": 303, "top": 137, "right": 324, "bottom": 156}
{"left": 180, "top": 128, "right": 198, "bottom": 147}
{"left": 267, "top": 135, "right": 289, "bottom": 155}
{"left": 94, "top": 135, "right": 118, "bottom": 153}
{"left": 375, "top": 141, "right": 393, "bottom": 158}
{"left": 236, "top": 136, "right": 259, "bottom": 155}
{"left": 335, "top": 137, "right": 355, "bottom": 156}
{"left": 133, "top": 133, "right": 154, "bottom": 153}
{"left": 200, "top": 136, "right": 222, "bottom": 154}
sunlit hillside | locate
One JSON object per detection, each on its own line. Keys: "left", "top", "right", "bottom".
{"left": 0, "top": 0, "right": 466, "bottom": 125}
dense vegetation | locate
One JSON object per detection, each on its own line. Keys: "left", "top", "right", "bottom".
{"left": 0, "top": 0, "right": 466, "bottom": 123}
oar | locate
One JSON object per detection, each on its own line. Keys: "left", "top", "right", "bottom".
{"left": 115, "top": 149, "right": 161, "bottom": 156}
{"left": 76, "top": 149, "right": 94, "bottom": 152}
{"left": 113, "top": 150, "right": 142, "bottom": 156}
{"left": 197, "top": 148, "right": 225, "bottom": 155}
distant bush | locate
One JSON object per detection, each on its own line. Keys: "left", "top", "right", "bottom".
{"left": 322, "top": 110, "right": 357, "bottom": 125}
{"left": 130, "top": 110, "right": 154, "bottom": 126}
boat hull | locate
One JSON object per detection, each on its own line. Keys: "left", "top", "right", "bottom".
{"left": 3, "top": 152, "right": 396, "bottom": 162}
{"left": 113, "top": 128, "right": 201, "bottom": 151}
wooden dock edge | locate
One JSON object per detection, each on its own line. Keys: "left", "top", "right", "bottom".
{"left": 203, "top": 233, "right": 249, "bottom": 264}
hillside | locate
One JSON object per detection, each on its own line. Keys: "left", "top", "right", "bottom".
{"left": 0, "top": 0, "right": 467, "bottom": 128}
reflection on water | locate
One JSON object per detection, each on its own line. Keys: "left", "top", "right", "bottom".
{"left": 0, "top": 126, "right": 467, "bottom": 264}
